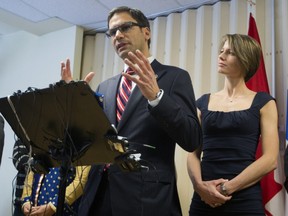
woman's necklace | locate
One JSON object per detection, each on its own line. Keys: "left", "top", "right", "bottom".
{"left": 227, "top": 96, "right": 238, "bottom": 102}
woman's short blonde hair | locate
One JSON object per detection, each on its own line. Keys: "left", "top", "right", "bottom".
{"left": 219, "top": 34, "right": 262, "bottom": 82}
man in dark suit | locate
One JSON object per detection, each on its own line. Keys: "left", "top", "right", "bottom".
{"left": 0, "top": 115, "right": 4, "bottom": 166}
{"left": 61, "top": 6, "right": 202, "bottom": 216}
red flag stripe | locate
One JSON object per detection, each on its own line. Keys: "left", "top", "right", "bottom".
{"left": 247, "top": 13, "right": 282, "bottom": 216}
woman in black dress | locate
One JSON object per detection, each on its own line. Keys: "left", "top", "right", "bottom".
{"left": 187, "top": 34, "right": 279, "bottom": 216}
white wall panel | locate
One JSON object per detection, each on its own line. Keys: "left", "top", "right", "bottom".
{"left": 164, "top": 13, "right": 182, "bottom": 65}
{"left": 209, "top": 2, "right": 230, "bottom": 92}
{"left": 150, "top": 17, "right": 167, "bottom": 62}
{"left": 275, "top": 6, "right": 288, "bottom": 216}
{"left": 229, "top": 0, "right": 248, "bottom": 33}
{"left": 178, "top": 10, "right": 197, "bottom": 77}
{"left": 81, "top": 35, "right": 96, "bottom": 89}
{"left": 102, "top": 37, "right": 119, "bottom": 81}
{"left": 150, "top": 17, "right": 166, "bottom": 62}
{"left": 175, "top": 12, "right": 199, "bottom": 212}
{"left": 275, "top": 0, "right": 288, "bottom": 157}
{"left": 193, "top": 6, "right": 213, "bottom": 97}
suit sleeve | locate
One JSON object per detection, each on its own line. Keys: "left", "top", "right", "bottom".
{"left": 12, "top": 139, "right": 30, "bottom": 171}
{"left": 149, "top": 69, "right": 202, "bottom": 152}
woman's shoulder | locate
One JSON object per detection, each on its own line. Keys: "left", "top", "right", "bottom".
{"left": 253, "top": 92, "right": 275, "bottom": 108}
{"left": 255, "top": 91, "right": 274, "bottom": 99}
{"left": 197, "top": 93, "right": 211, "bottom": 101}
{"left": 196, "top": 93, "right": 210, "bottom": 109}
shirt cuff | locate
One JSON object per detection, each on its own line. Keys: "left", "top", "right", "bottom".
{"left": 148, "top": 89, "right": 164, "bottom": 107}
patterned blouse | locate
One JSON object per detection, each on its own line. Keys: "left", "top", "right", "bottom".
{"left": 22, "top": 166, "right": 90, "bottom": 216}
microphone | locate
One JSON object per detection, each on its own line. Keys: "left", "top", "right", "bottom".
{"left": 0, "top": 115, "right": 5, "bottom": 166}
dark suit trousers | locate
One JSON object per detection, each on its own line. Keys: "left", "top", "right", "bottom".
{"left": 88, "top": 170, "right": 112, "bottom": 216}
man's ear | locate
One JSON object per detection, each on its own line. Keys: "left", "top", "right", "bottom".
{"left": 143, "top": 27, "right": 151, "bottom": 40}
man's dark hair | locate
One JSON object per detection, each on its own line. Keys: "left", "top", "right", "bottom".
{"left": 107, "top": 6, "right": 151, "bottom": 48}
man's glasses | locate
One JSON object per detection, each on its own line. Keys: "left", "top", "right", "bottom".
{"left": 106, "top": 21, "right": 145, "bottom": 38}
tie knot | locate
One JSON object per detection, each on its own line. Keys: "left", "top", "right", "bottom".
{"left": 126, "top": 67, "right": 135, "bottom": 75}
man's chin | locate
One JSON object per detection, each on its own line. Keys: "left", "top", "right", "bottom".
{"left": 117, "top": 50, "right": 129, "bottom": 60}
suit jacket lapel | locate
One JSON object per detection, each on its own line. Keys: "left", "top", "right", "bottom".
{"left": 104, "top": 75, "right": 121, "bottom": 127}
{"left": 150, "top": 59, "right": 165, "bottom": 80}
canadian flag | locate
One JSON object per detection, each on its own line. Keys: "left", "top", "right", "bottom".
{"left": 246, "top": 13, "right": 284, "bottom": 216}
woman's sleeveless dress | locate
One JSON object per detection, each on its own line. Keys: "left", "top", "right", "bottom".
{"left": 189, "top": 92, "right": 274, "bottom": 216}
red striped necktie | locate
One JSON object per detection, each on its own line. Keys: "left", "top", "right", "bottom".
{"left": 116, "top": 68, "right": 134, "bottom": 122}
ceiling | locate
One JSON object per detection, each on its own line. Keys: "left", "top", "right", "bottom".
{"left": 0, "top": 0, "right": 220, "bottom": 36}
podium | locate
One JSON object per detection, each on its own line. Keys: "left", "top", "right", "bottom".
{"left": 0, "top": 81, "right": 140, "bottom": 215}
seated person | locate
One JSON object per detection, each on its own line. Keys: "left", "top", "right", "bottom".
{"left": 22, "top": 165, "right": 90, "bottom": 216}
